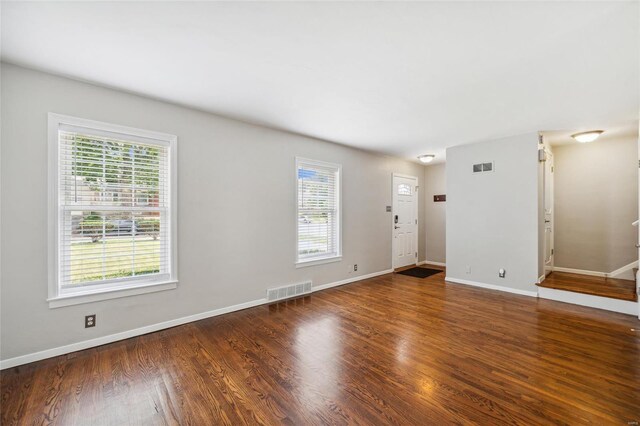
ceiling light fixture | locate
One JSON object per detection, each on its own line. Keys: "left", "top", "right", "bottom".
{"left": 571, "top": 130, "right": 604, "bottom": 143}
{"left": 418, "top": 154, "right": 435, "bottom": 163}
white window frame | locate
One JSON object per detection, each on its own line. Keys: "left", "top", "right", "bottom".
{"left": 295, "top": 157, "right": 342, "bottom": 268}
{"left": 47, "top": 113, "right": 178, "bottom": 308}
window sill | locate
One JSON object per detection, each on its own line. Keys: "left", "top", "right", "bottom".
{"left": 295, "top": 256, "right": 342, "bottom": 268}
{"left": 48, "top": 280, "right": 178, "bottom": 309}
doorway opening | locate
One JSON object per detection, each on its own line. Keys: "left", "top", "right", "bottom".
{"left": 537, "top": 125, "right": 638, "bottom": 315}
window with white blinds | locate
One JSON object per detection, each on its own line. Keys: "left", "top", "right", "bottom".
{"left": 296, "top": 158, "right": 341, "bottom": 265}
{"left": 49, "top": 114, "right": 177, "bottom": 304}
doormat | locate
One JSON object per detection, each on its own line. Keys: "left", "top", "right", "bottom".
{"left": 397, "top": 267, "right": 442, "bottom": 279}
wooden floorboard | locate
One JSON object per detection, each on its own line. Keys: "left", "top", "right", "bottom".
{"left": 538, "top": 271, "right": 637, "bottom": 301}
{"left": 2, "top": 272, "right": 639, "bottom": 425}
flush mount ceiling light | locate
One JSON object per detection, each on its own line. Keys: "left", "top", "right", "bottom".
{"left": 418, "top": 154, "right": 435, "bottom": 163}
{"left": 571, "top": 130, "right": 604, "bottom": 143}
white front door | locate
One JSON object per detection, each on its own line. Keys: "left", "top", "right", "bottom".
{"left": 392, "top": 174, "right": 418, "bottom": 269}
{"left": 544, "top": 150, "right": 554, "bottom": 276}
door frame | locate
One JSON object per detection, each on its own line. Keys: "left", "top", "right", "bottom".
{"left": 391, "top": 173, "right": 419, "bottom": 270}
{"left": 543, "top": 148, "right": 554, "bottom": 277}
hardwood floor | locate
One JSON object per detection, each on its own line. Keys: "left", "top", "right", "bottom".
{"left": 2, "top": 272, "right": 639, "bottom": 425}
{"left": 538, "top": 271, "right": 637, "bottom": 301}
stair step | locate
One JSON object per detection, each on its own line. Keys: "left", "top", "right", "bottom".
{"left": 538, "top": 271, "right": 637, "bottom": 302}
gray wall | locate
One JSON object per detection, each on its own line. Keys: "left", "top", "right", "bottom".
{"left": 0, "top": 63, "right": 426, "bottom": 361}
{"left": 553, "top": 134, "right": 638, "bottom": 272}
{"left": 424, "top": 163, "right": 446, "bottom": 264}
{"left": 446, "top": 133, "right": 539, "bottom": 293}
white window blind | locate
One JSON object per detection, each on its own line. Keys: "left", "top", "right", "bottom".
{"left": 296, "top": 158, "right": 341, "bottom": 263}
{"left": 54, "top": 119, "right": 175, "bottom": 295}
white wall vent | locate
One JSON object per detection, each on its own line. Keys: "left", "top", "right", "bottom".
{"left": 473, "top": 162, "right": 494, "bottom": 173}
{"left": 267, "top": 280, "right": 312, "bottom": 302}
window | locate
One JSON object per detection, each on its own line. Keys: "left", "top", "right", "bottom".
{"left": 48, "top": 114, "right": 177, "bottom": 307}
{"left": 296, "top": 158, "right": 341, "bottom": 266}
{"left": 397, "top": 183, "right": 412, "bottom": 195}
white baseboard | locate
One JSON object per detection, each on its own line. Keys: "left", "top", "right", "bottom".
{"left": 552, "top": 266, "right": 606, "bottom": 278}
{"left": 0, "top": 269, "right": 394, "bottom": 370}
{"left": 608, "top": 260, "right": 638, "bottom": 280}
{"left": 312, "top": 269, "right": 393, "bottom": 292}
{"left": 421, "top": 260, "right": 446, "bottom": 267}
{"left": 538, "top": 274, "right": 546, "bottom": 284}
{"left": 538, "top": 287, "right": 638, "bottom": 316}
{"left": 553, "top": 261, "right": 638, "bottom": 281}
{"left": 445, "top": 277, "right": 538, "bottom": 298}
{"left": 0, "top": 297, "right": 267, "bottom": 370}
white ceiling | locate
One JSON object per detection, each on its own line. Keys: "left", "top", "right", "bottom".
{"left": 2, "top": 1, "right": 638, "bottom": 163}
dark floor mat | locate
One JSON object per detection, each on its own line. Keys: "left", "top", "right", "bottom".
{"left": 397, "top": 267, "right": 442, "bottom": 279}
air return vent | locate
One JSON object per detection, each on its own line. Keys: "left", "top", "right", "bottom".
{"left": 473, "top": 162, "right": 494, "bottom": 173}
{"left": 267, "top": 280, "right": 312, "bottom": 302}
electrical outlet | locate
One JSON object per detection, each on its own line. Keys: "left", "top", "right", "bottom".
{"left": 354, "top": 264, "right": 358, "bottom": 272}
{"left": 499, "top": 269, "right": 506, "bottom": 278}
{"left": 85, "top": 314, "right": 96, "bottom": 328}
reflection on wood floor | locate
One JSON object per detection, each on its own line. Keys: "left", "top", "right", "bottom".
{"left": 2, "top": 271, "right": 639, "bottom": 425}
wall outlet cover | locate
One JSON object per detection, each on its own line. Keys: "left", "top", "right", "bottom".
{"left": 85, "top": 314, "right": 96, "bottom": 328}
